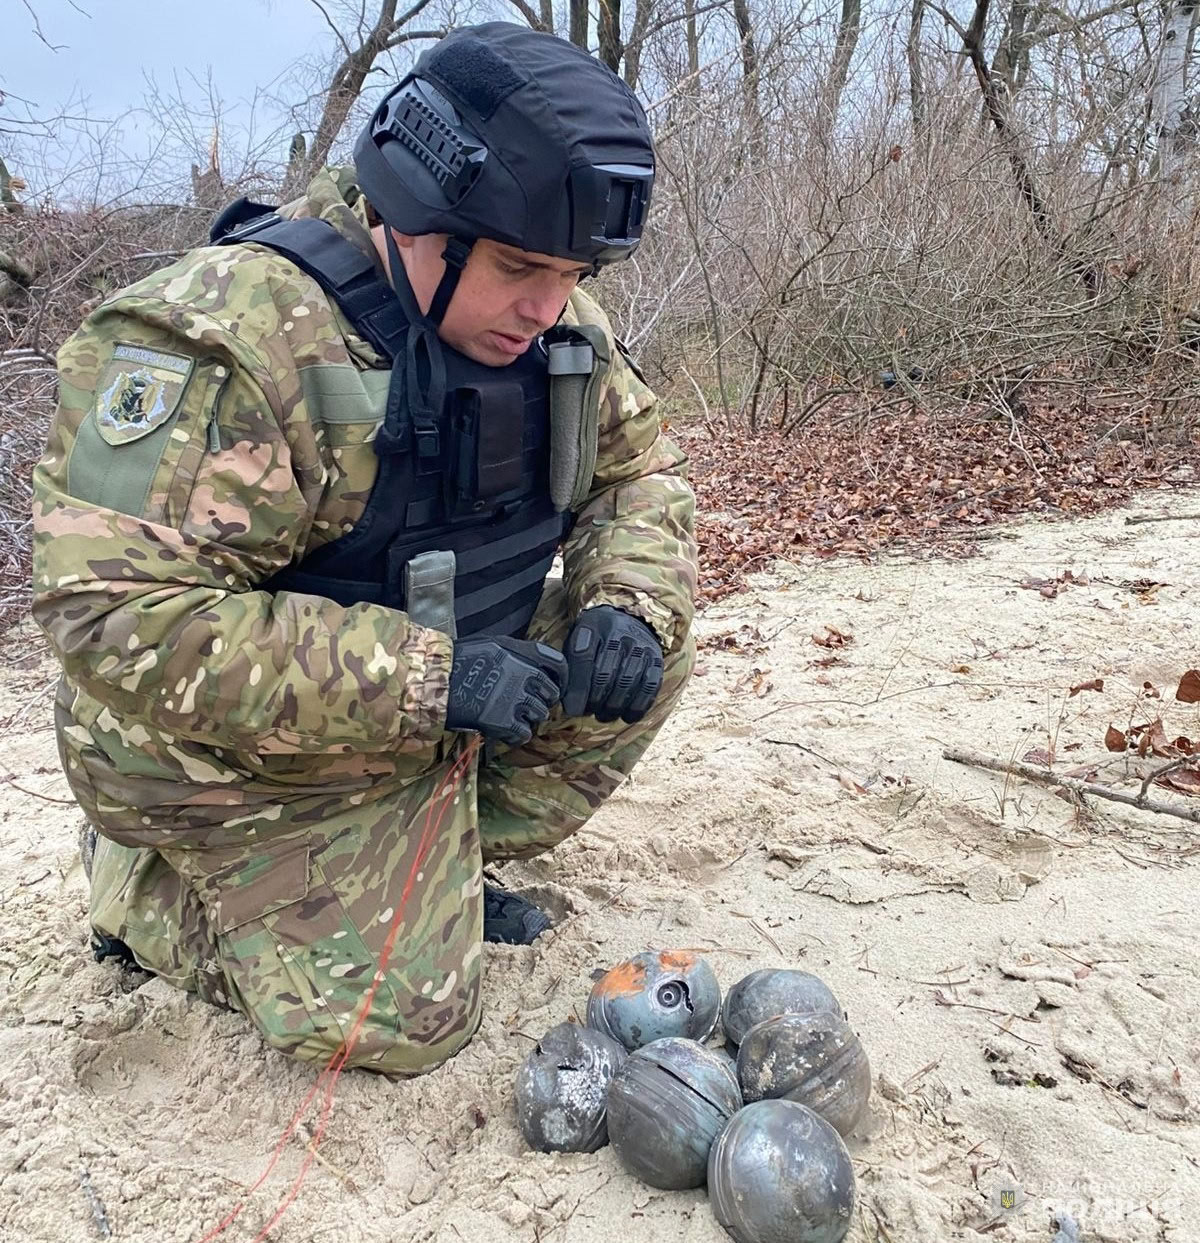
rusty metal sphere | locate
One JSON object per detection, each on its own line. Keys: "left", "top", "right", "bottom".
{"left": 710, "top": 1042, "right": 739, "bottom": 1078}
{"left": 708, "top": 1099, "right": 856, "bottom": 1243}
{"left": 514, "top": 1022, "right": 627, "bottom": 1153}
{"left": 736, "top": 1012, "right": 871, "bottom": 1137}
{"left": 723, "top": 969, "right": 842, "bottom": 1048}
{"left": 606, "top": 1037, "right": 742, "bottom": 1189}
{"left": 586, "top": 950, "right": 721, "bottom": 1051}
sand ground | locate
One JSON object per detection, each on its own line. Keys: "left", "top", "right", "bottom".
{"left": 1, "top": 490, "right": 1198, "bottom": 1243}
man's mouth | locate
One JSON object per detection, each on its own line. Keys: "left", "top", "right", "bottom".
{"left": 488, "top": 331, "right": 533, "bottom": 356}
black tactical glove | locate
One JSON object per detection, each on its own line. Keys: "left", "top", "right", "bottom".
{"left": 562, "top": 606, "right": 664, "bottom": 724}
{"left": 446, "top": 636, "right": 568, "bottom": 746}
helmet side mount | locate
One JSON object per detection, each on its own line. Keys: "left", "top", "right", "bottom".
{"left": 381, "top": 80, "right": 487, "bottom": 203}
{"left": 568, "top": 163, "right": 654, "bottom": 265}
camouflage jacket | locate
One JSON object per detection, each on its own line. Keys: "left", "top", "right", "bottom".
{"left": 31, "top": 169, "right": 697, "bottom": 846}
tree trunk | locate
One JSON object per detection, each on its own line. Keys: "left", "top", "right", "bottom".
{"left": 960, "top": 0, "right": 1046, "bottom": 233}
{"left": 732, "top": 0, "right": 762, "bottom": 144}
{"left": 1151, "top": 0, "right": 1200, "bottom": 187}
{"left": 307, "top": 0, "right": 438, "bottom": 174}
{"left": 824, "top": 0, "right": 862, "bottom": 133}
{"left": 953, "top": 0, "right": 1097, "bottom": 291}
{"left": 598, "top": 0, "right": 623, "bottom": 73}
{"left": 990, "top": 0, "right": 1031, "bottom": 97}
{"left": 569, "top": 0, "right": 588, "bottom": 49}
{"left": 624, "top": 0, "right": 655, "bottom": 90}
{"left": 539, "top": 0, "right": 554, "bottom": 33}
{"left": 907, "top": 0, "right": 926, "bottom": 135}
{"left": 685, "top": 0, "right": 700, "bottom": 77}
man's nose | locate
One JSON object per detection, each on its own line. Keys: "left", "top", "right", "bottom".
{"left": 515, "top": 279, "right": 569, "bottom": 331}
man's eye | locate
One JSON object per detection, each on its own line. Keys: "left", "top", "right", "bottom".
{"left": 500, "top": 263, "right": 527, "bottom": 277}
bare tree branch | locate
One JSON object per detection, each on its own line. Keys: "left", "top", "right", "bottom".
{"left": 945, "top": 747, "right": 1200, "bottom": 826}
{"left": 19, "top": 0, "right": 64, "bottom": 51}
{"left": 506, "top": 0, "right": 550, "bottom": 31}
{"left": 306, "top": 0, "right": 357, "bottom": 62}
{"left": 305, "top": 0, "right": 442, "bottom": 173}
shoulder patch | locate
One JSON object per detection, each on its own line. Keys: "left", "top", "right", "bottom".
{"left": 93, "top": 344, "right": 194, "bottom": 446}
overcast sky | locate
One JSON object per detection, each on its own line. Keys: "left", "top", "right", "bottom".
{"left": 5, "top": 1, "right": 331, "bottom": 117}
{"left": 0, "top": 0, "right": 390, "bottom": 199}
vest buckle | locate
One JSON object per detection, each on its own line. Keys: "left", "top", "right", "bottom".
{"left": 414, "top": 423, "right": 440, "bottom": 459}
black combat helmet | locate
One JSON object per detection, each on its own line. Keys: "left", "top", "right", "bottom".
{"left": 354, "top": 22, "right": 655, "bottom": 322}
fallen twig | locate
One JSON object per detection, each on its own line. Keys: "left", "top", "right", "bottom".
{"left": 763, "top": 736, "right": 839, "bottom": 767}
{"left": 1124, "top": 512, "right": 1200, "bottom": 525}
{"left": 4, "top": 776, "right": 75, "bottom": 805}
{"left": 749, "top": 919, "right": 782, "bottom": 955}
{"left": 943, "top": 746, "right": 1200, "bottom": 825}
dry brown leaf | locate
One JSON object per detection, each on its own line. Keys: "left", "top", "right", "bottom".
{"left": 682, "top": 408, "right": 1186, "bottom": 608}
{"left": 1176, "top": 670, "right": 1200, "bottom": 703}
{"left": 1159, "top": 768, "right": 1200, "bottom": 797}
{"left": 1069, "top": 678, "right": 1104, "bottom": 697}
{"left": 1143, "top": 681, "right": 1162, "bottom": 700}
{"left": 952, "top": 664, "right": 971, "bottom": 674}
{"left": 733, "top": 666, "right": 773, "bottom": 697}
{"left": 836, "top": 770, "right": 869, "bottom": 796}
{"left": 1135, "top": 718, "right": 1174, "bottom": 758}
{"left": 812, "top": 626, "right": 853, "bottom": 649}
{"left": 1023, "top": 748, "right": 1054, "bottom": 767}
{"left": 1104, "top": 725, "right": 1127, "bottom": 752}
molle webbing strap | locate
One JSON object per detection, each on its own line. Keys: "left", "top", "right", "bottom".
{"left": 214, "top": 214, "right": 409, "bottom": 361}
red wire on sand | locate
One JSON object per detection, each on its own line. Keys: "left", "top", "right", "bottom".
{"left": 197, "top": 737, "right": 480, "bottom": 1243}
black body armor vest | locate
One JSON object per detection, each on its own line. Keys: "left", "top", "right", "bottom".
{"left": 211, "top": 201, "right": 573, "bottom": 639}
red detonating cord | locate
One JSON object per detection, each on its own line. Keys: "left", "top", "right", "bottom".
{"left": 197, "top": 736, "right": 481, "bottom": 1243}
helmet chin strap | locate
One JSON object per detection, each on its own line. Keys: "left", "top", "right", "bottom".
{"left": 428, "top": 236, "right": 473, "bottom": 326}
{"left": 378, "top": 227, "right": 447, "bottom": 461}
{"left": 381, "top": 230, "right": 472, "bottom": 329}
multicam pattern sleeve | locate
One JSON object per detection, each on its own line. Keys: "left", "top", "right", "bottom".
{"left": 559, "top": 291, "right": 698, "bottom": 655}
{"left": 31, "top": 254, "right": 452, "bottom": 755}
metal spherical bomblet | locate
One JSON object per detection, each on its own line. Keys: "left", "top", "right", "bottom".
{"left": 586, "top": 951, "right": 722, "bottom": 1050}
{"left": 514, "top": 1022, "right": 627, "bottom": 1153}
{"left": 606, "top": 1037, "right": 742, "bottom": 1189}
{"left": 708, "top": 1099, "right": 856, "bottom": 1243}
{"left": 722, "top": 969, "right": 843, "bottom": 1047}
{"left": 736, "top": 1011, "right": 872, "bottom": 1137}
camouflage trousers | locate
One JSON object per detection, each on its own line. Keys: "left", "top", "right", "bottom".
{"left": 88, "top": 580, "right": 694, "bottom": 1075}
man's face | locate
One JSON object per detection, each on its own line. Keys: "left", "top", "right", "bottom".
{"left": 384, "top": 230, "right": 591, "bottom": 366}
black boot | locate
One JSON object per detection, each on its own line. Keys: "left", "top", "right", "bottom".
{"left": 482, "top": 883, "right": 553, "bottom": 945}
{"left": 90, "top": 929, "right": 141, "bottom": 968}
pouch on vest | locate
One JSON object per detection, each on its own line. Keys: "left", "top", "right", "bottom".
{"left": 548, "top": 323, "right": 610, "bottom": 512}
{"left": 452, "top": 381, "right": 526, "bottom": 513}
